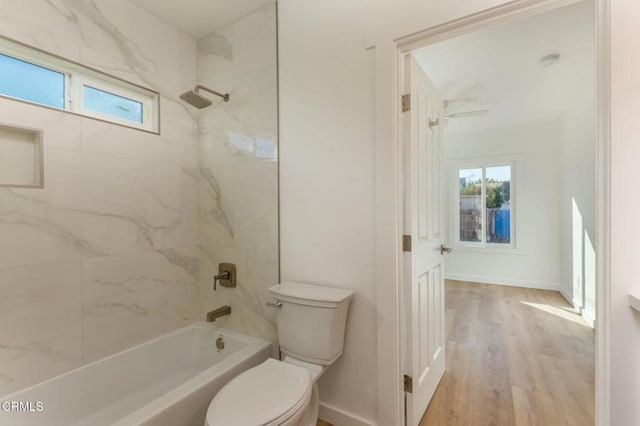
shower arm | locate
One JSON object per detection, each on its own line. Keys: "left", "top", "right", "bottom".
{"left": 195, "top": 85, "right": 230, "bottom": 103}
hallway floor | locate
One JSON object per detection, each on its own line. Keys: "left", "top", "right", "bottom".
{"left": 420, "top": 280, "right": 595, "bottom": 426}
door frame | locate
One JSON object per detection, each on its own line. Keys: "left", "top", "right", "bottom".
{"left": 374, "top": 0, "right": 611, "bottom": 425}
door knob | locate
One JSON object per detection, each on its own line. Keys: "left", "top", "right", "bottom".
{"left": 440, "top": 244, "right": 452, "bottom": 255}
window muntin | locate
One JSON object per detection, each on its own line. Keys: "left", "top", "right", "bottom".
{"left": 455, "top": 163, "right": 513, "bottom": 247}
{"left": 0, "top": 38, "right": 159, "bottom": 133}
{"left": 0, "top": 53, "right": 65, "bottom": 109}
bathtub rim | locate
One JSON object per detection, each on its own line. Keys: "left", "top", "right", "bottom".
{"left": 113, "top": 324, "right": 272, "bottom": 425}
{"left": 2, "top": 322, "right": 272, "bottom": 425}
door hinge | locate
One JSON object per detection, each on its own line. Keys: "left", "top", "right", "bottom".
{"left": 429, "top": 118, "right": 440, "bottom": 129}
{"left": 401, "top": 94, "right": 411, "bottom": 112}
{"left": 402, "top": 235, "right": 412, "bottom": 252}
{"left": 404, "top": 374, "right": 413, "bottom": 393}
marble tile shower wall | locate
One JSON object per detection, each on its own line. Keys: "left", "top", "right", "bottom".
{"left": 196, "top": 4, "right": 280, "bottom": 352}
{"left": 0, "top": 0, "right": 200, "bottom": 396}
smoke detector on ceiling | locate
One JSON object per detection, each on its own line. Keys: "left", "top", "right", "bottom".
{"left": 540, "top": 53, "right": 561, "bottom": 67}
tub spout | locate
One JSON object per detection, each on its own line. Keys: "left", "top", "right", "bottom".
{"left": 207, "top": 305, "right": 231, "bottom": 322}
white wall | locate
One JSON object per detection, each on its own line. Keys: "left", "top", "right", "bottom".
{"left": 443, "top": 112, "right": 596, "bottom": 305}
{"left": 559, "top": 98, "right": 596, "bottom": 320}
{"left": 611, "top": 0, "right": 640, "bottom": 424}
{"left": 279, "top": 0, "right": 527, "bottom": 424}
{"left": 443, "top": 121, "right": 563, "bottom": 290}
{"left": 278, "top": 1, "right": 379, "bottom": 422}
{"left": 278, "top": 0, "right": 612, "bottom": 424}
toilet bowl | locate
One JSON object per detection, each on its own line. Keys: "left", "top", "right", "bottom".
{"left": 204, "top": 282, "right": 353, "bottom": 426}
{"left": 205, "top": 357, "right": 324, "bottom": 426}
{"left": 205, "top": 359, "right": 312, "bottom": 426}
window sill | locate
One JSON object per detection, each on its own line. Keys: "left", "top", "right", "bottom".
{"left": 451, "top": 244, "right": 526, "bottom": 256}
{"left": 0, "top": 95, "right": 160, "bottom": 135}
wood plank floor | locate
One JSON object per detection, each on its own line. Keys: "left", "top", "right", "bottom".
{"left": 420, "top": 280, "right": 595, "bottom": 426}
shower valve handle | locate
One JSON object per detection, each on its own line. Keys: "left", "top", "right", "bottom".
{"left": 213, "top": 271, "right": 230, "bottom": 291}
{"left": 212, "top": 263, "right": 236, "bottom": 291}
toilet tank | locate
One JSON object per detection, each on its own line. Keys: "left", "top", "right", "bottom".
{"left": 268, "top": 282, "right": 354, "bottom": 365}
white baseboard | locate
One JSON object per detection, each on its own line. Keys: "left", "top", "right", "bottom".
{"left": 544, "top": 286, "right": 596, "bottom": 328}
{"left": 319, "top": 402, "right": 377, "bottom": 426}
{"left": 445, "top": 273, "right": 561, "bottom": 291}
{"left": 559, "top": 287, "right": 574, "bottom": 305}
{"left": 582, "top": 308, "right": 596, "bottom": 328}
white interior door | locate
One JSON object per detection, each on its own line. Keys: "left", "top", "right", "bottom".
{"left": 403, "top": 54, "right": 446, "bottom": 426}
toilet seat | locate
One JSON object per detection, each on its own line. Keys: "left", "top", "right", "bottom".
{"left": 206, "top": 359, "right": 312, "bottom": 426}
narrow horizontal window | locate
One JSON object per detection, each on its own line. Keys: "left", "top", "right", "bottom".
{"left": 82, "top": 85, "right": 144, "bottom": 124}
{"left": 0, "top": 53, "right": 65, "bottom": 109}
{"left": 0, "top": 37, "right": 159, "bottom": 133}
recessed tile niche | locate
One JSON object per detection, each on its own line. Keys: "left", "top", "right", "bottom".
{"left": 0, "top": 123, "right": 43, "bottom": 188}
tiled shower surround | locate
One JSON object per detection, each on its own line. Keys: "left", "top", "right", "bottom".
{"left": 0, "top": 0, "right": 278, "bottom": 396}
{"left": 196, "top": 4, "right": 280, "bottom": 351}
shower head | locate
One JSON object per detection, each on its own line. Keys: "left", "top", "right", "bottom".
{"left": 180, "top": 90, "right": 213, "bottom": 109}
{"left": 180, "top": 85, "right": 230, "bottom": 109}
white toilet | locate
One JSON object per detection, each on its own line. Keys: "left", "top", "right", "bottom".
{"left": 205, "top": 282, "right": 354, "bottom": 426}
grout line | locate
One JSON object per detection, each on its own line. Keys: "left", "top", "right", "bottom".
{"left": 41, "top": 145, "right": 197, "bottom": 170}
{"left": 80, "top": 258, "right": 85, "bottom": 365}
{"left": 0, "top": 244, "right": 199, "bottom": 272}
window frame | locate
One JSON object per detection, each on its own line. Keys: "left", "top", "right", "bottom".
{"left": 450, "top": 156, "right": 517, "bottom": 250}
{"left": 0, "top": 45, "right": 72, "bottom": 109}
{"left": 71, "top": 75, "right": 155, "bottom": 131}
{"left": 0, "top": 36, "right": 159, "bottom": 134}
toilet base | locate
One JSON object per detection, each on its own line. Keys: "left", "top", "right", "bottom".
{"left": 289, "top": 381, "right": 319, "bottom": 426}
{"left": 308, "top": 382, "right": 320, "bottom": 425}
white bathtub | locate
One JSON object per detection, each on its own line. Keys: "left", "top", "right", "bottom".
{"left": 0, "top": 323, "right": 271, "bottom": 426}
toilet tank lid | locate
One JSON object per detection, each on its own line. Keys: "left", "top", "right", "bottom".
{"left": 269, "top": 282, "right": 354, "bottom": 305}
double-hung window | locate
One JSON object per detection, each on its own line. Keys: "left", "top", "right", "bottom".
{"left": 0, "top": 38, "right": 159, "bottom": 133}
{"left": 454, "top": 161, "right": 514, "bottom": 247}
